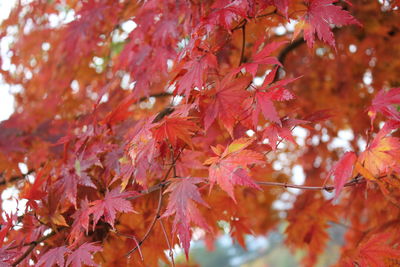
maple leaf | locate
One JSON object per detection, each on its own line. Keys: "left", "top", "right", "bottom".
{"left": 69, "top": 199, "right": 91, "bottom": 243}
{"left": 236, "top": 41, "right": 286, "bottom": 77}
{"left": 359, "top": 123, "right": 400, "bottom": 176}
{"left": 326, "top": 151, "right": 357, "bottom": 199}
{"left": 0, "top": 214, "right": 14, "bottom": 247}
{"left": 368, "top": 88, "right": 400, "bottom": 127}
{"left": 66, "top": 243, "right": 102, "bottom": 267}
{"left": 100, "top": 96, "right": 137, "bottom": 126}
{"left": 247, "top": 67, "right": 298, "bottom": 127}
{"left": 20, "top": 168, "right": 48, "bottom": 210}
{"left": 0, "top": 0, "right": 395, "bottom": 265}
{"left": 36, "top": 246, "right": 70, "bottom": 267}
{"left": 0, "top": 243, "right": 18, "bottom": 266}
{"left": 351, "top": 233, "right": 400, "bottom": 267}
{"left": 60, "top": 1, "right": 119, "bottom": 62}
{"left": 173, "top": 53, "right": 218, "bottom": 97}
{"left": 204, "top": 75, "right": 251, "bottom": 136}
{"left": 204, "top": 138, "right": 264, "bottom": 201}
{"left": 273, "top": 0, "right": 289, "bottom": 17}
{"left": 205, "top": 0, "right": 249, "bottom": 31}
{"left": 298, "top": 0, "right": 361, "bottom": 47}
{"left": 162, "top": 177, "right": 210, "bottom": 258}
{"left": 151, "top": 116, "right": 200, "bottom": 148}
{"left": 230, "top": 216, "right": 253, "bottom": 248}
{"left": 56, "top": 157, "right": 97, "bottom": 206}
{"left": 90, "top": 188, "right": 137, "bottom": 230}
{"left": 127, "top": 119, "right": 159, "bottom": 184}
{"left": 262, "top": 117, "right": 307, "bottom": 149}
{"left": 285, "top": 193, "right": 338, "bottom": 258}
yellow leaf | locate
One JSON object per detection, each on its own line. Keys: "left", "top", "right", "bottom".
{"left": 355, "top": 161, "right": 376, "bottom": 181}
{"left": 51, "top": 213, "right": 69, "bottom": 227}
{"left": 359, "top": 135, "right": 400, "bottom": 176}
{"left": 204, "top": 156, "right": 218, "bottom": 166}
{"left": 225, "top": 138, "right": 254, "bottom": 155}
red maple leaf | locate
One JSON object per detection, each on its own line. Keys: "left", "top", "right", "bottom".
{"left": 0, "top": 214, "right": 14, "bottom": 247}
{"left": 69, "top": 199, "right": 91, "bottom": 243}
{"left": 0, "top": 243, "right": 19, "bottom": 265}
{"left": 100, "top": 96, "right": 137, "bottom": 126}
{"left": 173, "top": 53, "right": 218, "bottom": 97}
{"left": 151, "top": 116, "right": 200, "bottom": 148}
{"left": 204, "top": 0, "right": 249, "bottom": 31}
{"left": 90, "top": 188, "right": 137, "bottom": 230}
{"left": 236, "top": 41, "right": 286, "bottom": 77}
{"left": 203, "top": 75, "right": 251, "bottom": 136}
{"left": 299, "top": 0, "right": 361, "bottom": 47}
{"left": 56, "top": 157, "right": 97, "bottom": 207}
{"left": 162, "top": 177, "right": 210, "bottom": 258}
{"left": 246, "top": 67, "right": 298, "bottom": 127}
{"left": 20, "top": 168, "right": 48, "bottom": 210}
{"left": 37, "top": 246, "right": 70, "bottom": 267}
{"left": 359, "top": 122, "right": 400, "bottom": 176}
{"left": 262, "top": 117, "right": 307, "bottom": 150}
{"left": 368, "top": 88, "right": 400, "bottom": 127}
{"left": 127, "top": 119, "right": 159, "bottom": 183}
{"left": 204, "top": 138, "right": 264, "bottom": 201}
{"left": 66, "top": 243, "right": 102, "bottom": 267}
{"left": 326, "top": 151, "right": 357, "bottom": 199}
{"left": 350, "top": 233, "right": 400, "bottom": 267}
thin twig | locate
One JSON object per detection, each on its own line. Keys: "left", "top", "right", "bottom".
{"left": 273, "top": 37, "right": 305, "bottom": 83}
{"left": 255, "top": 175, "right": 365, "bottom": 192}
{"left": 115, "top": 232, "right": 144, "bottom": 261}
{"left": 8, "top": 230, "right": 55, "bottom": 250}
{"left": 231, "top": 10, "right": 277, "bottom": 32}
{"left": 11, "top": 231, "right": 55, "bottom": 266}
{"left": 238, "top": 22, "right": 247, "bottom": 67}
{"left": 138, "top": 92, "right": 172, "bottom": 103}
{"left": 127, "top": 175, "right": 366, "bottom": 207}
{"left": 126, "top": 181, "right": 170, "bottom": 201}
{"left": 125, "top": 147, "right": 184, "bottom": 257}
{"left": 126, "top": 187, "right": 163, "bottom": 257}
{"left": 0, "top": 169, "right": 35, "bottom": 186}
{"left": 159, "top": 219, "right": 175, "bottom": 267}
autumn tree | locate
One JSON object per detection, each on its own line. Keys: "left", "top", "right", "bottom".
{"left": 0, "top": 0, "right": 400, "bottom": 266}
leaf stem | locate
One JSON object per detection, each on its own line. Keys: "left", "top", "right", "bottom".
{"left": 159, "top": 219, "right": 175, "bottom": 267}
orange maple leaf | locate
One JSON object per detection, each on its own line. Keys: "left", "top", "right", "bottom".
{"left": 359, "top": 125, "right": 400, "bottom": 177}
{"left": 152, "top": 116, "right": 200, "bottom": 148}
{"left": 348, "top": 233, "right": 400, "bottom": 267}
{"left": 205, "top": 138, "right": 263, "bottom": 202}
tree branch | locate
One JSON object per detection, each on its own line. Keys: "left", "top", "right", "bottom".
{"left": 274, "top": 37, "right": 305, "bottom": 82}
{"left": 125, "top": 146, "right": 183, "bottom": 257}
{"left": 159, "top": 219, "right": 175, "bottom": 267}
{"left": 11, "top": 231, "right": 55, "bottom": 266}
{"left": 238, "top": 22, "right": 247, "bottom": 67}
{"left": 128, "top": 174, "right": 366, "bottom": 205}
{"left": 0, "top": 169, "right": 35, "bottom": 186}
{"left": 125, "top": 185, "right": 163, "bottom": 257}
{"left": 255, "top": 175, "right": 365, "bottom": 192}
{"left": 138, "top": 92, "right": 172, "bottom": 103}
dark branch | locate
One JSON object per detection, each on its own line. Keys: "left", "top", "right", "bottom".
{"left": 125, "top": 147, "right": 183, "bottom": 257}
{"left": 11, "top": 231, "right": 55, "bottom": 266}
{"left": 0, "top": 169, "right": 35, "bottom": 186}
{"left": 274, "top": 37, "right": 305, "bottom": 82}
{"left": 238, "top": 22, "right": 247, "bottom": 67}
{"left": 125, "top": 186, "right": 163, "bottom": 257}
